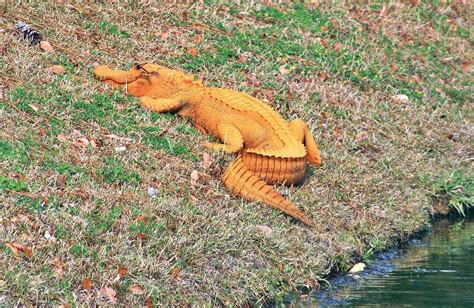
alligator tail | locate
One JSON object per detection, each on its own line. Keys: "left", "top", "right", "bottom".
{"left": 222, "top": 155, "right": 315, "bottom": 227}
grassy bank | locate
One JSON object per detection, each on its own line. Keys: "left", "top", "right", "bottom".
{"left": 1, "top": 1, "right": 472, "bottom": 305}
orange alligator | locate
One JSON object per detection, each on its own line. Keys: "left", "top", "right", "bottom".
{"left": 93, "top": 64, "right": 321, "bottom": 227}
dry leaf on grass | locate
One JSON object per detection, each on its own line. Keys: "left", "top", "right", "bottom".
{"left": 40, "top": 40, "right": 55, "bottom": 53}
{"left": 5, "top": 242, "right": 32, "bottom": 257}
{"left": 318, "top": 72, "right": 328, "bottom": 82}
{"left": 202, "top": 153, "right": 213, "bottom": 169}
{"left": 57, "top": 175, "right": 66, "bottom": 187}
{"left": 51, "top": 258, "right": 64, "bottom": 276}
{"left": 190, "top": 170, "right": 199, "bottom": 185}
{"left": 278, "top": 65, "right": 290, "bottom": 75}
{"left": 391, "top": 94, "right": 409, "bottom": 102}
{"left": 51, "top": 65, "right": 65, "bottom": 74}
{"left": 56, "top": 134, "right": 67, "bottom": 143}
{"left": 98, "top": 286, "right": 117, "bottom": 303}
{"left": 145, "top": 297, "right": 153, "bottom": 308}
{"left": 412, "top": 74, "right": 421, "bottom": 83}
{"left": 118, "top": 266, "right": 128, "bottom": 277}
{"left": 257, "top": 225, "right": 273, "bottom": 237}
{"left": 170, "top": 267, "right": 181, "bottom": 279}
{"left": 332, "top": 42, "right": 345, "bottom": 52}
{"left": 187, "top": 48, "right": 198, "bottom": 57}
{"left": 74, "top": 137, "right": 89, "bottom": 147}
{"left": 193, "top": 35, "right": 202, "bottom": 44}
{"left": 82, "top": 278, "right": 92, "bottom": 291}
{"left": 130, "top": 284, "right": 144, "bottom": 295}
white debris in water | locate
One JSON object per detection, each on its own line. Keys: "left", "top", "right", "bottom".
{"left": 349, "top": 262, "right": 366, "bottom": 273}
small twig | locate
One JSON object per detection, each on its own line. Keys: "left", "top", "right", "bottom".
{"left": 2, "top": 100, "right": 36, "bottom": 122}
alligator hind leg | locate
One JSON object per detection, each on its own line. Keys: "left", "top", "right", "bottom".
{"left": 204, "top": 123, "right": 244, "bottom": 154}
{"left": 222, "top": 155, "right": 314, "bottom": 227}
{"left": 289, "top": 119, "right": 322, "bottom": 166}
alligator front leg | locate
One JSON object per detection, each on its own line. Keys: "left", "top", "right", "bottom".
{"left": 204, "top": 122, "right": 244, "bottom": 154}
{"left": 289, "top": 119, "right": 322, "bottom": 166}
{"left": 140, "top": 97, "right": 185, "bottom": 113}
{"left": 222, "top": 155, "right": 315, "bottom": 227}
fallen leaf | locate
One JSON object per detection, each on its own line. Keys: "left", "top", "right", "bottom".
{"left": 74, "top": 137, "right": 89, "bottom": 147}
{"left": 190, "top": 170, "right": 199, "bottom": 185}
{"left": 130, "top": 284, "right": 144, "bottom": 295}
{"left": 57, "top": 134, "right": 67, "bottom": 143}
{"left": 379, "top": 4, "right": 388, "bottom": 17}
{"left": 278, "top": 65, "right": 290, "bottom": 75}
{"left": 304, "top": 278, "right": 320, "bottom": 290}
{"left": 318, "top": 72, "right": 328, "bottom": 82}
{"left": 391, "top": 94, "right": 409, "bottom": 102}
{"left": 460, "top": 61, "right": 472, "bottom": 72}
{"left": 98, "top": 286, "right": 117, "bottom": 303}
{"left": 187, "top": 47, "right": 198, "bottom": 57}
{"left": 5, "top": 242, "right": 32, "bottom": 257}
{"left": 51, "top": 258, "right": 64, "bottom": 276}
{"left": 202, "top": 153, "right": 213, "bottom": 169}
{"left": 257, "top": 225, "right": 273, "bottom": 237}
{"left": 37, "top": 128, "right": 46, "bottom": 136}
{"left": 5, "top": 243, "right": 20, "bottom": 256}
{"left": 440, "top": 57, "right": 453, "bottom": 63}
{"left": 51, "top": 65, "right": 65, "bottom": 74}
{"left": 192, "top": 35, "right": 202, "bottom": 44}
{"left": 170, "top": 267, "right": 181, "bottom": 279}
{"left": 412, "top": 74, "right": 421, "bottom": 83}
{"left": 82, "top": 278, "right": 92, "bottom": 291}
{"left": 239, "top": 51, "right": 252, "bottom": 63}
{"left": 332, "top": 42, "right": 345, "bottom": 52}
{"left": 248, "top": 74, "right": 260, "bottom": 87}
{"left": 40, "top": 40, "right": 55, "bottom": 53}
{"left": 277, "top": 262, "right": 284, "bottom": 274}
{"left": 145, "top": 297, "right": 153, "bottom": 308}
{"left": 118, "top": 266, "right": 128, "bottom": 277}
{"left": 89, "top": 139, "right": 98, "bottom": 148}
{"left": 389, "top": 64, "right": 397, "bottom": 73}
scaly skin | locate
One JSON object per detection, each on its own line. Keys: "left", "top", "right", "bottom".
{"left": 93, "top": 64, "right": 322, "bottom": 227}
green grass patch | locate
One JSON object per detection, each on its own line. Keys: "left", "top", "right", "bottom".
{"left": 96, "top": 157, "right": 141, "bottom": 185}
{"left": 435, "top": 170, "right": 474, "bottom": 216}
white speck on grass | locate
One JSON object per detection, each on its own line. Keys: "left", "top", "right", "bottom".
{"left": 147, "top": 187, "right": 157, "bottom": 198}
{"left": 115, "top": 146, "right": 127, "bottom": 153}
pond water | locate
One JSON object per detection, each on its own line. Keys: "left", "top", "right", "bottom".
{"left": 294, "top": 213, "right": 474, "bottom": 307}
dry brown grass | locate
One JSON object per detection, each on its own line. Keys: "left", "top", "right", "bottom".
{"left": 1, "top": 1, "right": 472, "bottom": 305}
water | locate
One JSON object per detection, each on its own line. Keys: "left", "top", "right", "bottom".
{"left": 301, "top": 214, "right": 474, "bottom": 307}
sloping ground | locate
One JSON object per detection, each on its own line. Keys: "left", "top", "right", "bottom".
{"left": 0, "top": 1, "right": 472, "bottom": 305}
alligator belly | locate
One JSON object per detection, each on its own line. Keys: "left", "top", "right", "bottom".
{"left": 242, "top": 151, "right": 306, "bottom": 185}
